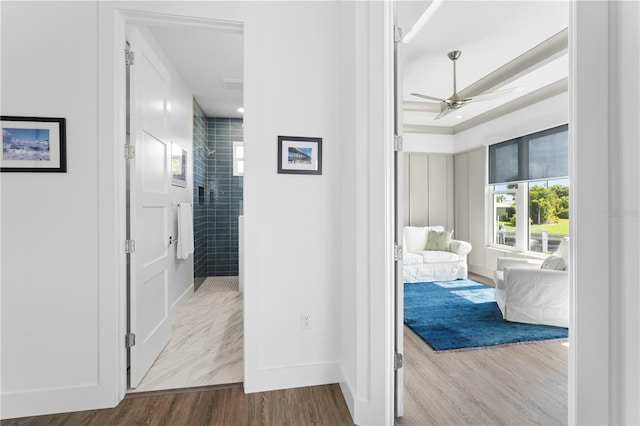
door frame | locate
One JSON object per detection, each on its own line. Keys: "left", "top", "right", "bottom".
{"left": 388, "top": 1, "right": 611, "bottom": 423}
{"left": 97, "top": 7, "right": 245, "bottom": 400}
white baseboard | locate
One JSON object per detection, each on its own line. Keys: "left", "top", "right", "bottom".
{"left": 1, "top": 383, "right": 116, "bottom": 420}
{"left": 244, "top": 361, "right": 341, "bottom": 394}
{"left": 338, "top": 367, "right": 355, "bottom": 420}
{"left": 469, "top": 264, "right": 492, "bottom": 279}
{"left": 171, "top": 281, "right": 194, "bottom": 312}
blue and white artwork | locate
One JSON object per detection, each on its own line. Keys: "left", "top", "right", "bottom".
{"left": 287, "top": 146, "right": 312, "bottom": 164}
{"left": 3, "top": 128, "right": 51, "bottom": 161}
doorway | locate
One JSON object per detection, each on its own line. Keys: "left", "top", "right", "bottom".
{"left": 394, "top": 1, "right": 570, "bottom": 423}
{"left": 123, "top": 14, "right": 245, "bottom": 394}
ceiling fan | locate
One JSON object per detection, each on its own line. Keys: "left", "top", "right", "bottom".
{"left": 411, "top": 50, "right": 520, "bottom": 120}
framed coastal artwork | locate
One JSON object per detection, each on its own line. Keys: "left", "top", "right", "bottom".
{"left": 1, "top": 116, "right": 67, "bottom": 172}
{"left": 277, "top": 136, "right": 322, "bottom": 175}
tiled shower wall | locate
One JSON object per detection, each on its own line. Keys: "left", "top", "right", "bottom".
{"left": 206, "top": 117, "right": 244, "bottom": 277}
{"left": 193, "top": 97, "right": 244, "bottom": 285}
{"left": 193, "top": 99, "right": 208, "bottom": 290}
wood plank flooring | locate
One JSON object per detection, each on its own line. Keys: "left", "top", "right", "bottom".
{"left": 396, "top": 273, "right": 568, "bottom": 425}
{"left": 1, "top": 384, "right": 354, "bottom": 426}
{"left": 4, "top": 273, "right": 567, "bottom": 425}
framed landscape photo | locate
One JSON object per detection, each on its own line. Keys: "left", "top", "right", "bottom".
{"left": 1, "top": 116, "right": 67, "bottom": 172}
{"left": 277, "top": 136, "right": 322, "bottom": 175}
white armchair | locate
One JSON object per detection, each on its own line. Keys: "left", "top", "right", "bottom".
{"left": 493, "top": 237, "right": 569, "bottom": 327}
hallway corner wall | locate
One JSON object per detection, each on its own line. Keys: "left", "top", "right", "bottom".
{"left": 193, "top": 99, "right": 208, "bottom": 290}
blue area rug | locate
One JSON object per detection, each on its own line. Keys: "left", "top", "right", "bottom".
{"left": 404, "top": 279, "right": 568, "bottom": 352}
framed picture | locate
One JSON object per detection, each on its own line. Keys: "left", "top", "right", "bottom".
{"left": 171, "top": 142, "right": 187, "bottom": 187}
{"left": 1, "top": 116, "right": 67, "bottom": 172}
{"left": 277, "top": 136, "right": 322, "bottom": 175}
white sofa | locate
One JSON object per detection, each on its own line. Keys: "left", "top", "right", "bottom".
{"left": 403, "top": 226, "right": 472, "bottom": 283}
{"left": 493, "top": 237, "right": 569, "bottom": 327}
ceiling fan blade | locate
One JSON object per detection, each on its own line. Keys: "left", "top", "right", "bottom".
{"left": 411, "top": 93, "right": 444, "bottom": 103}
{"left": 470, "top": 86, "right": 523, "bottom": 102}
{"left": 434, "top": 104, "right": 457, "bottom": 120}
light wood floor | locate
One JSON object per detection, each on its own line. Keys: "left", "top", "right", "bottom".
{"left": 396, "top": 273, "right": 568, "bottom": 425}
{"left": 4, "top": 274, "right": 566, "bottom": 425}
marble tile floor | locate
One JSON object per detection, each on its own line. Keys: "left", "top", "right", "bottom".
{"left": 129, "top": 276, "right": 243, "bottom": 393}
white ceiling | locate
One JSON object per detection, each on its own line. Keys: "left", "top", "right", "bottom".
{"left": 145, "top": 24, "right": 244, "bottom": 119}
{"left": 142, "top": 2, "right": 568, "bottom": 127}
{"left": 399, "top": 0, "right": 569, "bottom": 131}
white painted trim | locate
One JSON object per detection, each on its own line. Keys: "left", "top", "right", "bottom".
{"left": 98, "top": 5, "right": 249, "bottom": 404}
{"left": 97, "top": 2, "right": 128, "bottom": 404}
{"left": 459, "top": 28, "right": 567, "bottom": 99}
{"left": 171, "top": 282, "right": 194, "bottom": 312}
{"left": 338, "top": 368, "right": 356, "bottom": 420}
{"left": 453, "top": 79, "right": 568, "bottom": 134}
{"left": 245, "top": 362, "right": 341, "bottom": 393}
{"left": 403, "top": 124, "right": 453, "bottom": 135}
{"left": 569, "top": 2, "right": 610, "bottom": 424}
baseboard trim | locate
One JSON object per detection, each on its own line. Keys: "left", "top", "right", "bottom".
{"left": 171, "top": 282, "right": 194, "bottom": 312}
{"left": 244, "top": 362, "right": 341, "bottom": 394}
{"left": 125, "top": 382, "right": 243, "bottom": 399}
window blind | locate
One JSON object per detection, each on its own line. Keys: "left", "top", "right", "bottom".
{"left": 488, "top": 124, "right": 568, "bottom": 184}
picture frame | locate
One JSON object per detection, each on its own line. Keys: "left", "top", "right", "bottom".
{"left": 1, "top": 116, "right": 67, "bottom": 172}
{"left": 171, "top": 142, "right": 187, "bottom": 187}
{"left": 277, "top": 136, "right": 322, "bottom": 175}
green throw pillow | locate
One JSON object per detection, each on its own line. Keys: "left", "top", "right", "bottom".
{"left": 426, "top": 230, "right": 453, "bottom": 251}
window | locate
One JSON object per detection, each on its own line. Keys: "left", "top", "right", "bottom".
{"left": 492, "top": 184, "right": 517, "bottom": 249}
{"left": 233, "top": 141, "right": 244, "bottom": 176}
{"left": 489, "top": 125, "right": 569, "bottom": 254}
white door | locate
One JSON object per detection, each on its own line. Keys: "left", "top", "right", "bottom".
{"left": 393, "top": 16, "right": 405, "bottom": 418}
{"left": 128, "top": 26, "right": 172, "bottom": 388}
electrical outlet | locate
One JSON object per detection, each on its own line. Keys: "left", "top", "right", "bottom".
{"left": 301, "top": 312, "right": 312, "bottom": 330}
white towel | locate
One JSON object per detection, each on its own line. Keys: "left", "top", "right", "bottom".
{"left": 177, "top": 203, "right": 194, "bottom": 260}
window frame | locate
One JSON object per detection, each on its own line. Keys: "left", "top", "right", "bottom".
{"left": 232, "top": 141, "right": 244, "bottom": 177}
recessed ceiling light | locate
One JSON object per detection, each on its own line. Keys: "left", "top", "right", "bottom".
{"left": 237, "top": 107, "right": 244, "bottom": 113}
{"left": 456, "top": 115, "right": 463, "bottom": 119}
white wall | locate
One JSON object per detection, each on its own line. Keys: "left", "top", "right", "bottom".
{"left": 0, "top": 1, "right": 117, "bottom": 417}
{"left": 403, "top": 132, "right": 454, "bottom": 154}
{"left": 2, "top": 0, "right": 390, "bottom": 423}
{"left": 337, "top": 2, "right": 395, "bottom": 423}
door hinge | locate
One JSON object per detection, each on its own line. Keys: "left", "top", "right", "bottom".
{"left": 394, "top": 352, "right": 403, "bottom": 370}
{"left": 125, "top": 49, "right": 135, "bottom": 66}
{"left": 124, "top": 144, "right": 135, "bottom": 160}
{"left": 393, "top": 25, "right": 403, "bottom": 44}
{"left": 394, "top": 243, "right": 403, "bottom": 262}
{"left": 394, "top": 135, "right": 403, "bottom": 152}
{"left": 125, "top": 239, "right": 136, "bottom": 254}
{"left": 125, "top": 333, "right": 136, "bottom": 348}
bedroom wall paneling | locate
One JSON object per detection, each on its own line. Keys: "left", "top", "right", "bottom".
{"left": 404, "top": 153, "right": 454, "bottom": 230}
{"left": 467, "top": 148, "right": 487, "bottom": 272}
{"left": 453, "top": 147, "right": 487, "bottom": 276}
{"left": 454, "top": 152, "right": 470, "bottom": 242}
